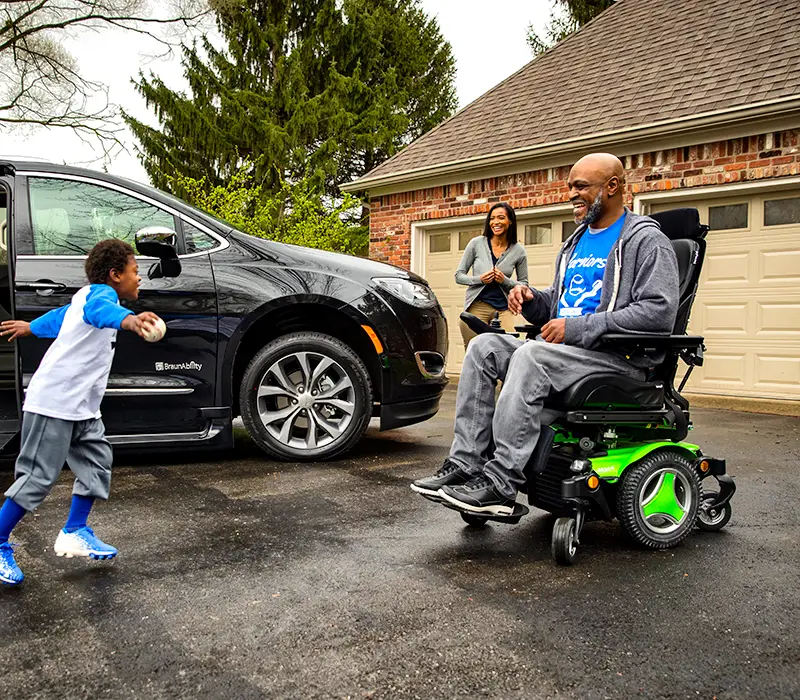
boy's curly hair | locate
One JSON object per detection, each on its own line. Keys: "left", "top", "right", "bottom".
{"left": 85, "top": 239, "right": 136, "bottom": 284}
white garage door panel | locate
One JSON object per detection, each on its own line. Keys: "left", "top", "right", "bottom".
{"left": 760, "top": 248, "right": 800, "bottom": 283}
{"left": 653, "top": 192, "right": 800, "bottom": 400}
{"left": 758, "top": 302, "right": 800, "bottom": 335}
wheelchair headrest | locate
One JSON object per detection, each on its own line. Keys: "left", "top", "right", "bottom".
{"left": 649, "top": 208, "right": 706, "bottom": 241}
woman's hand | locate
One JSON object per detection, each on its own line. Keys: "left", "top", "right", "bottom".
{"left": 479, "top": 269, "right": 495, "bottom": 285}
{"left": 493, "top": 267, "right": 505, "bottom": 283}
{"left": 0, "top": 320, "right": 32, "bottom": 342}
{"left": 121, "top": 312, "right": 160, "bottom": 338}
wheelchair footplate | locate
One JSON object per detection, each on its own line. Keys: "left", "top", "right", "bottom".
{"left": 417, "top": 491, "right": 444, "bottom": 504}
{"left": 440, "top": 500, "right": 530, "bottom": 524}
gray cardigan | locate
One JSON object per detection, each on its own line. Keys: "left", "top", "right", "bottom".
{"left": 455, "top": 237, "right": 529, "bottom": 310}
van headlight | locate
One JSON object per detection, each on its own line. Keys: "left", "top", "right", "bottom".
{"left": 372, "top": 277, "right": 437, "bottom": 308}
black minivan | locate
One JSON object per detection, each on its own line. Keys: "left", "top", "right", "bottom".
{"left": 0, "top": 160, "right": 448, "bottom": 461}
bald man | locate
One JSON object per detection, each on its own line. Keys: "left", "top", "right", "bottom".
{"left": 412, "top": 153, "right": 680, "bottom": 516}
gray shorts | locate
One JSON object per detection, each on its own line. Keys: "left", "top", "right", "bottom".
{"left": 5, "top": 412, "right": 112, "bottom": 512}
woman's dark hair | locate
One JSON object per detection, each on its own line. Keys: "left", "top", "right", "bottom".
{"left": 85, "top": 239, "right": 136, "bottom": 284}
{"left": 482, "top": 202, "right": 518, "bottom": 245}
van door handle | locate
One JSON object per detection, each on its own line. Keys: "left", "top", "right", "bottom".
{"left": 16, "top": 280, "right": 68, "bottom": 296}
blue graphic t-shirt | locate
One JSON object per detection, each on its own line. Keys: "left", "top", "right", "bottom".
{"left": 557, "top": 212, "right": 626, "bottom": 318}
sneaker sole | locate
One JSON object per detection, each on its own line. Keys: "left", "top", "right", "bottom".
{"left": 55, "top": 549, "right": 117, "bottom": 561}
{"left": 439, "top": 490, "right": 515, "bottom": 516}
{"left": 0, "top": 575, "right": 23, "bottom": 585}
{"left": 410, "top": 483, "right": 444, "bottom": 500}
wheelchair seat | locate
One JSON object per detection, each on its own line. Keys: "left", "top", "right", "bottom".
{"left": 547, "top": 373, "right": 664, "bottom": 410}
{"left": 543, "top": 208, "right": 707, "bottom": 426}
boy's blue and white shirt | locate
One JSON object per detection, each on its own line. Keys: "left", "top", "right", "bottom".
{"left": 24, "top": 285, "right": 133, "bottom": 421}
{"left": 558, "top": 212, "right": 627, "bottom": 318}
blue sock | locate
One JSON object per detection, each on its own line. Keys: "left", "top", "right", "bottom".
{"left": 64, "top": 495, "right": 95, "bottom": 533}
{"left": 0, "top": 498, "right": 27, "bottom": 545}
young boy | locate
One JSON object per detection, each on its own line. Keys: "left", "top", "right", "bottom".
{"left": 0, "top": 239, "right": 160, "bottom": 586}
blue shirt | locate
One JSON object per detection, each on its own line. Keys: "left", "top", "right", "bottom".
{"left": 557, "top": 212, "right": 626, "bottom": 318}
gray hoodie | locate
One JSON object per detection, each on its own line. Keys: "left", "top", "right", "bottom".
{"left": 520, "top": 211, "right": 680, "bottom": 368}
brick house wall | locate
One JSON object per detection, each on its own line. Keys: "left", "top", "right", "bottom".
{"left": 368, "top": 129, "right": 800, "bottom": 268}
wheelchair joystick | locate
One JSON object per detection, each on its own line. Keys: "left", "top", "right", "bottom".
{"left": 489, "top": 312, "right": 502, "bottom": 330}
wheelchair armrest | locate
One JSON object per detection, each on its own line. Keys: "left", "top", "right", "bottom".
{"left": 460, "top": 312, "right": 507, "bottom": 336}
{"left": 600, "top": 333, "right": 705, "bottom": 348}
{"left": 514, "top": 324, "right": 542, "bottom": 335}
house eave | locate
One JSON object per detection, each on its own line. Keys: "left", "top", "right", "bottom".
{"left": 341, "top": 95, "right": 800, "bottom": 196}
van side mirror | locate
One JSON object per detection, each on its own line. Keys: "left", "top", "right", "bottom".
{"left": 135, "top": 227, "right": 182, "bottom": 279}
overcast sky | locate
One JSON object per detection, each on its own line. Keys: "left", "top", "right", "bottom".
{"left": 1, "top": 0, "right": 551, "bottom": 185}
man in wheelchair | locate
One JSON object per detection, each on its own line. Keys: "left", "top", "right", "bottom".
{"left": 412, "top": 153, "right": 734, "bottom": 564}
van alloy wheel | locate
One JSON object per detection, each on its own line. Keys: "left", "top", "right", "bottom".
{"left": 258, "top": 351, "right": 356, "bottom": 450}
{"left": 240, "top": 333, "right": 372, "bottom": 461}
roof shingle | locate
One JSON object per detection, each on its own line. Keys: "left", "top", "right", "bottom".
{"left": 362, "top": 0, "right": 800, "bottom": 182}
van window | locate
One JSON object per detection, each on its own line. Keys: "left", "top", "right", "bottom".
{"left": 28, "top": 177, "right": 176, "bottom": 256}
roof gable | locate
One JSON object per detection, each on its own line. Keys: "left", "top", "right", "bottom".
{"left": 360, "top": 0, "right": 800, "bottom": 184}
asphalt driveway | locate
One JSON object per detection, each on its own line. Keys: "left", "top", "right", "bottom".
{"left": 1, "top": 389, "right": 798, "bottom": 699}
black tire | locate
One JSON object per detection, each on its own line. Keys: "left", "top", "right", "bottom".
{"left": 460, "top": 512, "right": 488, "bottom": 527}
{"left": 551, "top": 517, "right": 578, "bottom": 565}
{"left": 239, "top": 332, "right": 372, "bottom": 461}
{"left": 697, "top": 494, "right": 732, "bottom": 532}
{"left": 617, "top": 449, "right": 700, "bottom": 550}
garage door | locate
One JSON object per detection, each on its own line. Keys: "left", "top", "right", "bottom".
{"left": 651, "top": 192, "right": 800, "bottom": 401}
{"left": 422, "top": 211, "right": 577, "bottom": 375}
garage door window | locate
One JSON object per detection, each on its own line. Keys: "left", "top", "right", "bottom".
{"left": 562, "top": 221, "right": 578, "bottom": 241}
{"left": 525, "top": 224, "right": 552, "bottom": 245}
{"left": 709, "top": 203, "right": 748, "bottom": 231}
{"left": 764, "top": 197, "right": 800, "bottom": 226}
{"left": 458, "top": 230, "right": 480, "bottom": 250}
{"left": 429, "top": 232, "right": 450, "bottom": 253}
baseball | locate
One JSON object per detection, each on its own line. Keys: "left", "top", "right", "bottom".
{"left": 142, "top": 317, "right": 167, "bottom": 343}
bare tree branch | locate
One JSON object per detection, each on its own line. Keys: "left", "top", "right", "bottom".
{"left": 0, "top": 0, "right": 212, "bottom": 153}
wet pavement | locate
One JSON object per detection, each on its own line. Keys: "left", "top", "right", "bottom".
{"left": 1, "top": 389, "right": 798, "bottom": 699}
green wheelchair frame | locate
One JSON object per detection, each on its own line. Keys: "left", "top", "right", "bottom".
{"left": 454, "top": 208, "right": 735, "bottom": 565}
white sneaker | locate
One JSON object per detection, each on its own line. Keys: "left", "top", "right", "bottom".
{"left": 54, "top": 527, "right": 118, "bottom": 560}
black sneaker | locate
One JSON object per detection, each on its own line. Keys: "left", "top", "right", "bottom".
{"left": 410, "top": 459, "right": 472, "bottom": 499}
{"left": 439, "top": 475, "right": 516, "bottom": 515}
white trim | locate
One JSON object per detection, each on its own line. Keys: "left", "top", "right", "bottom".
{"left": 633, "top": 175, "right": 800, "bottom": 213}
{"left": 24, "top": 171, "right": 230, "bottom": 257}
{"left": 410, "top": 203, "right": 572, "bottom": 275}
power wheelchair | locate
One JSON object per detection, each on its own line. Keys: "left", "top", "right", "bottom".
{"left": 451, "top": 208, "right": 736, "bottom": 565}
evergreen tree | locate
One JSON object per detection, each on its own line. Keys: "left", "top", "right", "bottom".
{"left": 527, "top": 0, "right": 615, "bottom": 56}
{"left": 124, "top": 0, "right": 456, "bottom": 204}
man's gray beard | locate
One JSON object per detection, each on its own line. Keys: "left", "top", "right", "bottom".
{"left": 578, "top": 189, "right": 605, "bottom": 226}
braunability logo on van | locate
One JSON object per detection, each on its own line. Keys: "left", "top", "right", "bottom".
{"left": 154, "top": 361, "right": 203, "bottom": 371}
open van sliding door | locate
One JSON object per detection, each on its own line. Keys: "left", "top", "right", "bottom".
{"left": 0, "top": 176, "right": 21, "bottom": 452}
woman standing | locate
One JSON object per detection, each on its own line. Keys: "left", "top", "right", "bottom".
{"left": 455, "top": 202, "right": 528, "bottom": 349}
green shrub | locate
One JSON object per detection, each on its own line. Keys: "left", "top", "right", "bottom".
{"left": 167, "top": 166, "right": 368, "bottom": 257}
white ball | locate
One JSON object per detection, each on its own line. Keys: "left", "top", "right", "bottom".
{"left": 142, "top": 317, "right": 167, "bottom": 343}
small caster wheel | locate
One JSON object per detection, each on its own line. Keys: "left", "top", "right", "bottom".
{"left": 697, "top": 495, "right": 732, "bottom": 531}
{"left": 460, "top": 512, "right": 488, "bottom": 527}
{"left": 552, "top": 516, "right": 578, "bottom": 565}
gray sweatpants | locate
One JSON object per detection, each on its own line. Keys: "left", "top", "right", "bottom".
{"left": 5, "top": 412, "right": 112, "bottom": 512}
{"left": 449, "top": 334, "right": 643, "bottom": 499}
